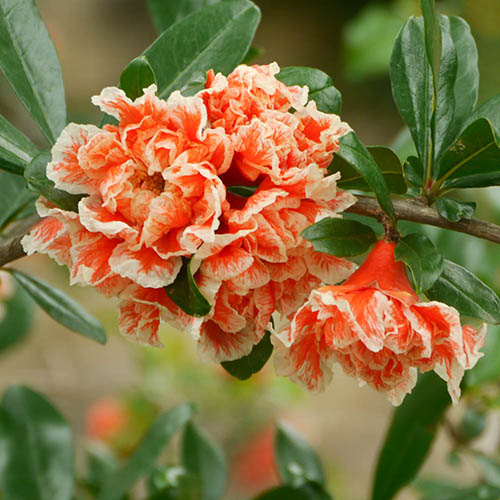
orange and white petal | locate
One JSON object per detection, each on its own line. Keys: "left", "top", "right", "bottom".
{"left": 118, "top": 296, "right": 162, "bottom": 347}
{"left": 304, "top": 247, "right": 357, "bottom": 285}
{"left": 109, "top": 243, "right": 182, "bottom": 288}
{"left": 229, "top": 188, "right": 289, "bottom": 225}
{"left": 165, "top": 91, "right": 207, "bottom": 142}
{"left": 201, "top": 246, "right": 254, "bottom": 281}
{"left": 47, "top": 123, "right": 101, "bottom": 195}
{"left": 462, "top": 324, "right": 486, "bottom": 369}
{"left": 228, "top": 258, "right": 271, "bottom": 293}
{"left": 91, "top": 86, "right": 137, "bottom": 122}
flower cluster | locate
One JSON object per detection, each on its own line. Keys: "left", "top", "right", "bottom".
{"left": 273, "top": 241, "right": 486, "bottom": 405}
{"left": 22, "top": 63, "right": 355, "bottom": 361}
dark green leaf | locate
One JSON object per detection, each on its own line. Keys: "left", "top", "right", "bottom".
{"left": 9, "top": 269, "right": 107, "bottom": 344}
{"left": 333, "top": 146, "right": 406, "bottom": 194}
{"left": 467, "top": 326, "right": 500, "bottom": 387}
{"left": 143, "top": 0, "right": 260, "bottom": 100}
{"left": 221, "top": 332, "right": 273, "bottom": 380}
{"left": 147, "top": 0, "right": 220, "bottom": 34}
{"left": 0, "top": 385, "right": 74, "bottom": 500}
{"left": 256, "top": 483, "right": 332, "bottom": 500}
{"left": 24, "top": 150, "right": 83, "bottom": 212}
{"left": 226, "top": 185, "right": 257, "bottom": 198}
{"left": 337, "top": 132, "right": 396, "bottom": 221}
{"left": 0, "top": 278, "right": 33, "bottom": 352}
{"left": 120, "top": 56, "right": 157, "bottom": 100}
{"left": 0, "top": 170, "right": 36, "bottom": 231}
{"left": 435, "top": 197, "right": 476, "bottom": 222}
{"left": 372, "top": 372, "right": 450, "bottom": 500}
{"left": 277, "top": 66, "right": 342, "bottom": 114}
{"left": 390, "top": 17, "right": 432, "bottom": 175}
{"left": 394, "top": 233, "right": 444, "bottom": 293}
{"left": 433, "top": 16, "right": 479, "bottom": 161}
{"left": 0, "top": 114, "right": 38, "bottom": 175}
{"left": 391, "top": 127, "right": 417, "bottom": 163}
{"left": 165, "top": 258, "right": 211, "bottom": 317}
{"left": 242, "top": 45, "right": 263, "bottom": 64}
{"left": 275, "top": 423, "right": 325, "bottom": 487}
{"left": 420, "top": 0, "right": 441, "bottom": 93}
{"left": 437, "top": 118, "right": 500, "bottom": 190}
{"left": 181, "top": 422, "right": 227, "bottom": 500}
{"left": 415, "top": 478, "right": 500, "bottom": 500}
{"left": 403, "top": 156, "right": 424, "bottom": 187}
{"left": 466, "top": 94, "right": 500, "bottom": 137}
{"left": 426, "top": 260, "right": 500, "bottom": 324}
{"left": 0, "top": 0, "right": 66, "bottom": 143}
{"left": 302, "top": 218, "right": 377, "bottom": 258}
{"left": 83, "top": 444, "right": 119, "bottom": 496}
{"left": 98, "top": 403, "right": 194, "bottom": 500}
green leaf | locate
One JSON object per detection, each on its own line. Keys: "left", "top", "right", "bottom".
{"left": 275, "top": 423, "right": 325, "bottom": 487}
{"left": 0, "top": 279, "right": 33, "bottom": 352}
{"left": 302, "top": 218, "right": 376, "bottom": 258}
{"left": 333, "top": 146, "right": 406, "bottom": 194}
{"left": 242, "top": 45, "right": 263, "bottom": 64}
{"left": 456, "top": 409, "right": 487, "bottom": 443}
{"left": 277, "top": 66, "right": 342, "bottom": 114}
{"left": 147, "top": 0, "right": 220, "bottom": 34}
{"left": 467, "top": 326, "right": 500, "bottom": 387}
{"left": 420, "top": 0, "right": 441, "bottom": 94}
{"left": 83, "top": 445, "right": 119, "bottom": 496}
{"left": 143, "top": 0, "right": 261, "bottom": 101}
{"left": 403, "top": 156, "right": 424, "bottom": 187}
{"left": 466, "top": 94, "right": 500, "bottom": 137}
{"left": 433, "top": 16, "right": 479, "bottom": 161}
{"left": 98, "top": 403, "right": 194, "bottom": 500}
{"left": 0, "top": 170, "right": 37, "bottom": 231}
{"left": 24, "top": 150, "right": 83, "bottom": 212}
{"left": 372, "top": 372, "right": 450, "bottom": 500}
{"left": 226, "top": 185, "right": 257, "bottom": 198}
{"left": 473, "top": 454, "right": 500, "bottom": 489}
{"left": 391, "top": 127, "right": 417, "bottom": 163}
{"left": 181, "top": 422, "right": 227, "bottom": 500}
{"left": 165, "top": 258, "right": 211, "bottom": 317}
{"left": 337, "top": 132, "right": 396, "bottom": 221}
{"left": 256, "top": 483, "right": 332, "bottom": 500}
{"left": 9, "top": 269, "right": 107, "bottom": 344}
{"left": 119, "top": 56, "right": 157, "bottom": 100}
{"left": 390, "top": 17, "right": 432, "bottom": 175}
{"left": 0, "top": 385, "right": 74, "bottom": 500}
{"left": 436, "top": 118, "right": 500, "bottom": 190}
{"left": 0, "top": 114, "right": 38, "bottom": 175}
{"left": 435, "top": 197, "right": 476, "bottom": 222}
{"left": 221, "top": 331, "right": 273, "bottom": 380}
{"left": 425, "top": 260, "right": 500, "bottom": 324}
{"left": 394, "top": 233, "right": 444, "bottom": 293}
{"left": 0, "top": 0, "right": 66, "bottom": 143}
{"left": 415, "top": 478, "right": 500, "bottom": 500}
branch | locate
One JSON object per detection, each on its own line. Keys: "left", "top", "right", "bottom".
{"left": 0, "top": 214, "right": 40, "bottom": 268}
{"left": 347, "top": 196, "right": 500, "bottom": 244}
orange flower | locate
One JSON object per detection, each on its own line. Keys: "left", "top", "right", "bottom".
{"left": 273, "top": 241, "right": 485, "bottom": 405}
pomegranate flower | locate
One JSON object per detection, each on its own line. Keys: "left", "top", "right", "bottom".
{"left": 273, "top": 241, "right": 485, "bottom": 405}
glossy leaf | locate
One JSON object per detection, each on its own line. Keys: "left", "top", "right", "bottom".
{"left": 337, "top": 132, "right": 395, "bottom": 221}
{"left": 9, "top": 269, "right": 107, "bottom": 344}
{"left": 221, "top": 332, "right": 273, "bottom": 380}
{"left": 333, "top": 146, "right": 406, "bottom": 194}
{"left": 0, "top": 170, "right": 37, "bottom": 231}
{"left": 120, "top": 56, "right": 157, "bottom": 100}
{"left": 0, "top": 281, "right": 33, "bottom": 352}
{"left": 466, "top": 93, "right": 500, "bottom": 136}
{"left": 147, "top": 0, "right": 220, "bottom": 34}
{"left": 0, "top": 385, "right": 74, "bottom": 500}
{"left": 165, "top": 258, "right": 211, "bottom": 317}
{"left": 391, "top": 127, "right": 417, "bottom": 163}
{"left": 181, "top": 422, "right": 227, "bottom": 500}
{"left": 143, "top": 0, "right": 260, "bottom": 100}
{"left": 467, "top": 326, "right": 500, "bottom": 387}
{"left": 98, "top": 404, "right": 194, "bottom": 500}
{"left": 433, "top": 16, "right": 479, "bottom": 161}
{"left": 420, "top": 0, "right": 441, "bottom": 92}
{"left": 437, "top": 118, "right": 500, "bottom": 190}
{"left": 390, "top": 17, "right": 432, "bottom": 175}
{"left": 0, "top": 114, "right": 38, "bottom": 175}
{"left": 226, "top": 185, "right": 257, "bottom": 198}
{"left": 24, "top": 151, "right": 83, "bottom": 212}
{"left": 372, "top": 372, "right": 450, "bottom": 500}
{"left": 403, "top": 156, "right": 424, "bottom": 187}
{"left": 275, "top": 423, "right": 325, "bottom": 487}
{"left": 277, "top": 66, "right": 341, "bottom": 114}
{"left": 425, "top": 260, "right": 500, "bottom": 324}
{"left": 394, "top": 233, "right": 444, "bottom": 293}
{"left": 302, "top": 218, "right": 377, "bottom": 258}
{"left": 256, "top": 483, "right": 332, "bottom": 500}
{"left": 435, "top": 197, "right": 476, "bottom": 222}
{"left": 0, "top": 0, "right": 66, "bottom": 143}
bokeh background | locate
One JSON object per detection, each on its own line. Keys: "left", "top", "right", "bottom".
{"left": 1, "top": 1, "right": 500, "bottom": 498}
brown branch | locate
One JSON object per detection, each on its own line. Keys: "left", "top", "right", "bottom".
{"left": 347, "top": 196, "right": 500, "bottom": 244}
{"left": 0, "top": 214, "right": 40, "bottom": 268}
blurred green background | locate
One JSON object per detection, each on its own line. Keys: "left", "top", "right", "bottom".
{"left": 1, "top": 1, "right": 500, "bottom": 498}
